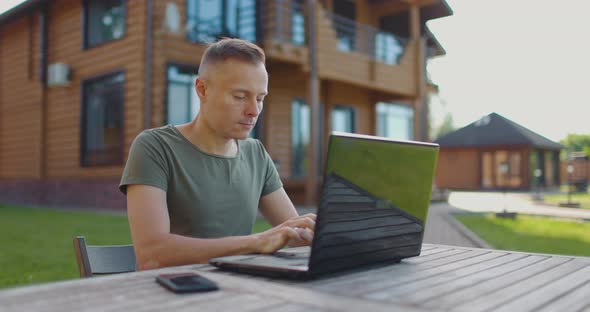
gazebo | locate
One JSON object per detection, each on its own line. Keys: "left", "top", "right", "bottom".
{"left": 434, "top": 112, "right": 563, "bottom": 190}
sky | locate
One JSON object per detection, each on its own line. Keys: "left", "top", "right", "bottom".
{"left": 1, "top": 0, "right": 588, "bottom": 142}
{"left": 0, "top": 0, "right": 25, "bottom": 15}
{"left": 427, "top": 0, "right": 590, "bottom": 141}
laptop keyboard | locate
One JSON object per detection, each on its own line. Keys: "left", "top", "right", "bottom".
{"left": 273, "top": 246, "right": 311, "bottom": 259}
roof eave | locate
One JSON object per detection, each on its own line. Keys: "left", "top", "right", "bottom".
{"left": 0, "top": 0, "right": 46, "bottom": 26}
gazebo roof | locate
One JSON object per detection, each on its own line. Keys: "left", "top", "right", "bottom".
{"left": 435, "top": 112, "right": 563, "bottom": 151}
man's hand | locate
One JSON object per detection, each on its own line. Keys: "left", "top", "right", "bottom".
{"left": 253, "top": 213, "right": 316, "bottom": 254}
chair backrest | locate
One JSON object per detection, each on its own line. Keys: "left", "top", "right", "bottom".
{"left": 73, "top": 236, "right": 136, "bottom": 278}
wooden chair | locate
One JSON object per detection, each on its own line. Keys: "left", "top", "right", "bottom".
{"left": 73, "top": 236, "right": 136, "bottom": 278}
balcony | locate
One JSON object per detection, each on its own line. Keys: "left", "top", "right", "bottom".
{"left": 180, "top": 0, "right": 419, "bottom": 97}
{"left": 315, "top": 5, "right": 417, "bottom": 96}
{"left": 261, "top": 0, "right": 309, "bottom": 66}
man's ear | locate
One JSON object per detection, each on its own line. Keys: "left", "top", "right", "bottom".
{"left": 196, "top": 78, "right": 207, "bottom": 99}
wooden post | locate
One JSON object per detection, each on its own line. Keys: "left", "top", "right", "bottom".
{"left": 306, "top": 0, "right": 320, "bottom": 206}
{"left": 409, "top": 3, "right": 427, "bottom": 141}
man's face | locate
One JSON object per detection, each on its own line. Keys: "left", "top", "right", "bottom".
{"left": 196, "top": 59, "right": 268, "bottom": 140}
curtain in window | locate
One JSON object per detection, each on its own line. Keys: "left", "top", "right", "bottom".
{"left": 291, "top": 99, "right": 310, "bottom": 177}
{"left": 376, "top": 102, "right": 413, "bottom": 140}
{"left": 167, "top": 65, "right": 200, "bottom": 125}
{"left": 85, "top": 0, "right": 125, "bottom": 47}
{"left": 332, "top": 106, "right": 355, "bottom": 133}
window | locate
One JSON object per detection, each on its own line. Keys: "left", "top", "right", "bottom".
{"left": 84, "top": 0, "right": 126, "bottom": 48}
{"left": 292, "top": 99, "right": 310, "bottom": 177}
{"left": 332, "top": 105, "right": 355, "bottom": 133}
{"left": 375, "top": 32, "right": 404, "bottom": 65}
{"left": 81, "top": 72, "right": 125, "bottom": 166}
{"left": 376, "top": 102, "right": 414, "bottom": 140}
{"left": 167, "top": 64, "right": 200, "bottom": 125}
{"left": 333, "top": 0, "right": 356, "bottom": 52}
{"left": 186, "top": 0, "right": 257, "bottom": 43}
{"left": 291, "top": 0, "right": 305, "bottom": 45}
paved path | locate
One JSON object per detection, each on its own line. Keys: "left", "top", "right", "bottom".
{"left": 423, "top": 202, "right": 489, "bottom": 248}
{"left": 448, "top": 191, "right": 590, "bottom": 221}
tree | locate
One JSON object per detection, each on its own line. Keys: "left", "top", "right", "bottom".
{"left": 433, "top": 113, "right": 455, "bottom": 141}
{"left": 560, "top": 133, "right": 590, "bottom": 158}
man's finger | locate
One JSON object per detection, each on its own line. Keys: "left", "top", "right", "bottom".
{"left": 286, "top": 216, "right": 315, "bottom": 230}
{"left": 300, "top": 213, "right": 317, "bottom": 221}
{"left": 293, "top": 227, "right": 313, "bottom": 241}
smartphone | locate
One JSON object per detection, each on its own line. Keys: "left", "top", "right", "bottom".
{"left": 156, "top": 272, "right": 219, "bottom": 293}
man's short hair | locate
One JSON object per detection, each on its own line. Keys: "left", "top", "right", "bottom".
{"left": 199, "top": 38, "right": 266, "bottom": 75}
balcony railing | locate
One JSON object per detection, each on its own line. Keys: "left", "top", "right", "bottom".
{"left": 186, "top": 0, "right": 257, "bottom": 43}
{"left": 263, "top": 0, "right": 306, "bottom": 46}
{"left": 325, "top": 10, "right": 408, "bottom": 65}
{"left": 183, "top": 0, "right": 407, "bottom": 66}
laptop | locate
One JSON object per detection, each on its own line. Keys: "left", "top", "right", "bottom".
{"left": 209, "top": 132, "right": 439, "bottom": 279}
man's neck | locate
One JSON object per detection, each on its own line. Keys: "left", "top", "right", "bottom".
{"left": 176, "top": 117, "right": 237, "bottom": 157}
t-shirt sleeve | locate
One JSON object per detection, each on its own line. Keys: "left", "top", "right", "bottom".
{"left": 119, "top": 131, "right": 169, "bottom": 195}
{"left": 257, "top": 140, "right": 283, "bottom": 196}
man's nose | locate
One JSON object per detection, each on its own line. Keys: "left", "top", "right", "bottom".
{"left": 245, "top": 98, "right": 261, "bottom": 117}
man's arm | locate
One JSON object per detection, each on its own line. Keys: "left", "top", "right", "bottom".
{"left": 258, "top": 187, "right": 316, "bottom": 245}
{"left": 127, "top": 185, "right": 315, "bottom": 270}
{"left": 258, "top": 187, "right": 299, "bottom": 226}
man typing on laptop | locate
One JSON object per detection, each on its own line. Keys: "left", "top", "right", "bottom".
{"left": 119, "top": 38, "right": 315, "bottom": 270}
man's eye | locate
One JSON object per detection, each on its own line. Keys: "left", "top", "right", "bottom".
{"left": 234, "top": 96, "right": 246, "bottom": 100}
{"left": 257, "top": 98, "right": 264, "bottom": 102}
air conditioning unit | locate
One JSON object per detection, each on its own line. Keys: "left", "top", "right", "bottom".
{"left": 47, "top": 63, "right": 71, "bottom": 87}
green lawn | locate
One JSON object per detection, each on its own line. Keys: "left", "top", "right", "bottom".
{"left": 455, "top": 214, "right": 590, "bottom": 257}
{"left": 0, "top": 204, "right": 271, "bottom": 289}
{"left": 543, "top": 192, "right": 590, "bottom": 210}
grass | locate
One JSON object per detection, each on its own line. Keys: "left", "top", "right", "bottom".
{"left": 543, "top": 192, "right": 590, "bottom": 210}
{"left": 0, "top": 204, "right": 272, "bottom": 289}
{"left": 456, "top": 213, "right": 590, "bottom": 257}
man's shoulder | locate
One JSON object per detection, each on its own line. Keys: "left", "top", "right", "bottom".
{"left": 134, "top": 125, "right": 176, "bottom": 143}
{"left": 240, "top": 138, "right": 265, "bottom": 154}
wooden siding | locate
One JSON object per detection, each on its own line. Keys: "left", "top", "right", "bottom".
{"left": 436, "top": 147, "right": 535, "bottom": 190}
{"left": 435, "top": 148, "right": 480, "bottom": 190}
{"left": 264, "top": 62, "right": 309, "bottom": 179}
{"left": 43, "top": 0, "right": 146, "bottom": 178}
{"left": 0, "top": 14, "right": 43, "bottom": 179}
{"left": 560, "top": 159, "right": 590, "bottom": 185}
{"left": 324, "top": 81, "right": 373, "bottom": 135}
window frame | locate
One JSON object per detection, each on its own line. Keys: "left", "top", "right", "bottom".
{"left": 291, "top": 0, "right": 306, "bottom": 45}
{"left": 165, "top": 62, "right": 199, "bottom": 126}
{"left": 82, "top": 0, "right": 127, "bottom": 50}
{"left": 185, "top": 0, "right": 259, "bottom": 44}
{"left": 331, "top": 104, "right": 356, "bottom": 133}
{"left": 80, "top": 70, "right": 126, "bottom": 167}
{"left": 375, "top": 102, "right": 414, "bottom": 140}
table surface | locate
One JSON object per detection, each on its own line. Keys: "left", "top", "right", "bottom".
{"left": 2, "top": 244, "right": 590, "bottom": 312}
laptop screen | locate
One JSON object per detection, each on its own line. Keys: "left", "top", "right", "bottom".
{"left": 324, "top": 132, "right": 439, "bottom": 223}
{"left": 309, "top": 132, "right": 439, "bottom": 275}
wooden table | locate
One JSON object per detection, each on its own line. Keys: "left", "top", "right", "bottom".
{"left": 2, "top": 244, "right": 590, "bottom": 312}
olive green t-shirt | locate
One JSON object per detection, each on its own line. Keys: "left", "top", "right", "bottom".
{"left": 119, "top": 125, "right": 282, "bottom": 238}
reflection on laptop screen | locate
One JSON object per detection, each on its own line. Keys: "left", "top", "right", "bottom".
{"left": 308, "top": 133, "right": 438, "bottom": 275}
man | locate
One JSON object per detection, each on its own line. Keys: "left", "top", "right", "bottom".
{"left": 119, "top": 38, "right": 316, "bottom": 270}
